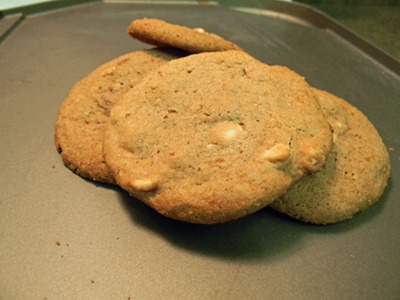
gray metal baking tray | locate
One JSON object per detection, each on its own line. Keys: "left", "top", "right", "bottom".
{"left": 1, "top": 1, "right": 399, "bottom": 299}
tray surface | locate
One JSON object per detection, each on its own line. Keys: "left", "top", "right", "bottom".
{"left": 1, "top": 2, "right": 399, "bottom": 299}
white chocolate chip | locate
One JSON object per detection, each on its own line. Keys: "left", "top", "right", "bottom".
{"left": 132, "top": 179, "right": 158, "bottom": 191}
{"left": 194, "top": 27, "right": 205, "bottom": 33}
{"left": 224, "top": 128, "right": 241, "bottom": 139}
{"left": 101, "top": 66, "right": 116, "bottom": 76}
{"left": 209, "top": 121, "right": 243, "bottom": 144}
{"left": 330, "top": 119, "right": 348, "bottom": 143}
{"left": 299, "top": 146, "right": 326, "bottom": 173}
{"left": 263, "top": 143, "right": 290, "bottom": 162}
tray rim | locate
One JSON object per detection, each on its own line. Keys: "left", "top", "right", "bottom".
{"left": 1, "top": 0, "right": 399, "bottom": 76}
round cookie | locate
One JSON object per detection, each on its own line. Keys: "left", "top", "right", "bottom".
{"left": 270, "top": 88, "right": 391, "bottom": 224}
{"left": 127, "top": 18, "right": 242, "bottom": 53}
{"left": 104, "top": 50, "right": 333, "bottom": 224}
{"left": 55, "top": 48, "right": 184, "bottom": 184}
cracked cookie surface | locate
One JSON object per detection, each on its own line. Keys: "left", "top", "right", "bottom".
{"left": 270, "top": 88, "right": 391, "bottom": 224}
{"left": 104, "top": 51, "right": 332, "bottom": 223}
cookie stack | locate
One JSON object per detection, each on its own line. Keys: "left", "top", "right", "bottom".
{"left": 55, "top": 19, "right": 390, "bottom": 225}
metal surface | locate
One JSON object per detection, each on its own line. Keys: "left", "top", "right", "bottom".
{"left": 1, "top": 2, "right": 399, "bottom": 299}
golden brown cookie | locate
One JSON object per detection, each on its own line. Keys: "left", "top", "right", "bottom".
{"left": 55, "top": 48, "right": 184, "bottom": 183}
{"left": 127, "top": 18, "right": 242, "bottom": 53}
{"left": 270, "top": 88, "right": 391, "bottom": 224}
{"left": 104, "top": 51, "right": 332, "bottom": 224}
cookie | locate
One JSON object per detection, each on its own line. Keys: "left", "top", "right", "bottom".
{"left": 127, "top": 18, "right": 242, "bottom": 53}
{"left": 104, "top": 50, "right": 333, "bottom": 224}
{"left": 270, "top": 88, "right": 391, "bottom": 224}
{"left": 55, "top": 48, "right": 185, "bottom": 183}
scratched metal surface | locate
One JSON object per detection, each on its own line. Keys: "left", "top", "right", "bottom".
{"left": 0, "top": 2, "right": 399, "bottom": 299}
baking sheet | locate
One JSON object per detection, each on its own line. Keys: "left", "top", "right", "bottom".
{"left": 1, "top": 1, "right": 399, "bottom": 299}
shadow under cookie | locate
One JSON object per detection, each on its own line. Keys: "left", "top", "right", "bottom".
{"left": 117, "top": 190, "right": 308, "bottom": 262}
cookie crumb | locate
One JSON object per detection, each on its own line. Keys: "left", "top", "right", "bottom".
{"left": 56, "top": 241, "right": 61, "bottom": 246}
{"left": 91, "top": 280, "right": 95, "bottom": 284}
{"left": 388, "top": 147, "right": 395, "bottom": 152}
